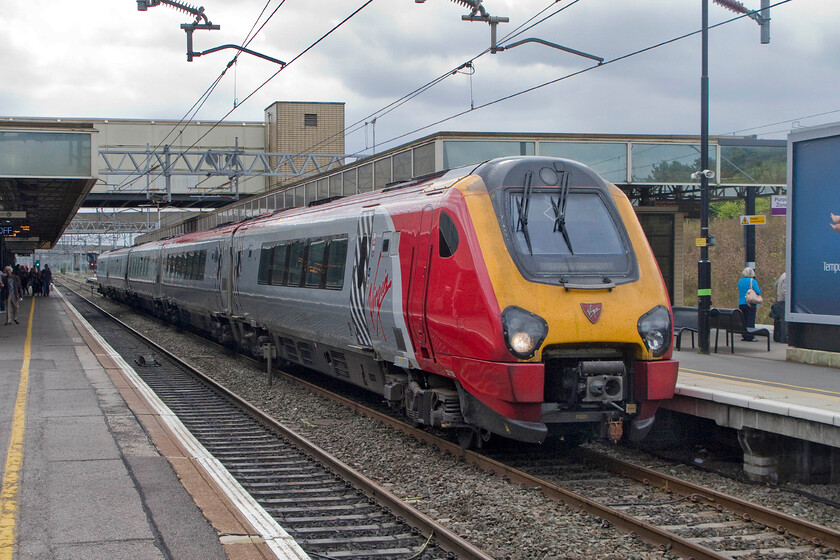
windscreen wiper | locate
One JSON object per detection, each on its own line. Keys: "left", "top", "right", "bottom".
{"left": 550, "top": 171, "right": 574, "bottom": 254}
{"left": 516, "top": 171, "right": 534, "bottom": 255}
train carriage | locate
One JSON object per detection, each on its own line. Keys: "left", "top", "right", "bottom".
{"left": 96, "top": 246, "right": 131, "bottom": 301}
{"left": 99, "top": 156, "right": 678, "bottom": 448}
{"left": 157, "top": 226, "right": 236, "bottom": 334}
{"left": 125, "top": 240, "right": 163, "bottom": 313}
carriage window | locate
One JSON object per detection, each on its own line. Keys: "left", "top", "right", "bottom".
{"left": 258, "top": 245, "right": 272, "bottom": 285}
{"left": 270, "top": 243, "right": 288, "bottom": 285}
{"left": 326, "top": 237, "right": 348, "bottom": 289}
{"left": 305, "top": 240, "right": 327, "bottom": 288}
{"left": 195, "top": 250, "right": 206, "bottom": 280}
{"left": 438, "top": 211, "right": 459, "bottom": 258}
{"left": 187, "top": 252, "right": 196, "bottom": 279}
{"left": 286, "top": 241, "right": 306, "bottom": 286}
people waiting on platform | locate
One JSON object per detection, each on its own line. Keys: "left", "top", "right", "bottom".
{"left": 5, "top": 265, "right": 23, "bottom": 325}
{"left": 41, "top": 264, "right": 52, "bottom": 296}
{"left": 0, "top": 266, "right": 7, "bottom": 313}
{"left": 770, "top": 272, "right": 788, "bottom": 343}
{"left": 737, "top": 267, "right": 762, "bottom": 342}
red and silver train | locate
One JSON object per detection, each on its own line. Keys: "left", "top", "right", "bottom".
{"left": 98, "top": 156, "right": 678, "bottom": 448}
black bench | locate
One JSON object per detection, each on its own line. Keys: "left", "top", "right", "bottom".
{"left": 672, "top": 306, "right": 698, "bottom": 350}
{"left": 709, "top": 308, "right": 771, "bottom": 353}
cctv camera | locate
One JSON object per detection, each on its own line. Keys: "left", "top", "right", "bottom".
{"left": 703, "top": 169, "right": 715, "bottom": 179}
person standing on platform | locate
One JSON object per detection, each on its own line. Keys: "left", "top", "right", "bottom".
{"left": 31, "top": 266, "right": 41, "bottom": 296}
{"left": 0, "top": 266, "right": 8, "bottom": 313}
{"left": 5, "top": 265, "right": 23, "bottom": 325}
{"left": 27, "top": 267, "right": 37, "bottom": 295}
{"left": 771, "top": 272, "right": 787, "bottom": 343}
{"left": 737, "top": 267, "right": 761, "bottom": 341}
{"left": 42, "top": 264, "right": 52, "bottom": 296}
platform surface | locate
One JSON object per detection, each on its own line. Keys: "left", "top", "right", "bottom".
{"left": 0, "top": 292, "right": 258, "bottom": 560}
{"left": 3, "top": 290, "right": 839, "bottom": 557}
{"left": 670, "top": 326, "right": 840, "bottom": 444}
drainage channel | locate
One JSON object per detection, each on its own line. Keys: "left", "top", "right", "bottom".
{"left": 62, "top": 287, "right": 492, "bottom": 560}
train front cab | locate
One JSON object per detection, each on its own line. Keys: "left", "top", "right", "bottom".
{"left": 421, "top": 157, "right": 678, "bottom": 445}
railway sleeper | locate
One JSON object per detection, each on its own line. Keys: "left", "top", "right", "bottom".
{"left": 299, "top": 535, "right": 420, "bottom": 547}
{"left": 262, "top": 503, "right": 380, "bottom": 515}
{"left": 282, "top": 514, "right": 393, "bottom": 525}
{"left": 722, "top": 545, "right": 819, "bottom": 557}
{"left": 291, "top": 523, "right": 402, "bottom": 534}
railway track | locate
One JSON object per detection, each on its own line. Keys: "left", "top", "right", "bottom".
{"left": 58, "top": 282, "right": 493, "bottom": 560}
{"left": 59, "top": 277, "right": 840, "bottom": 559}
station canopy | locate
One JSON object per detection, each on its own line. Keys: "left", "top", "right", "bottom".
{"left": 0, "top": 122, "right": 97, "bottom": 252}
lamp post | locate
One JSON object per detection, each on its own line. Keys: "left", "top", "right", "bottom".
{"left": 697, "top": 0, "right": 712, "bottom": 354}
{"left": 697, "top": 0, "right": 770, "bottom": 353}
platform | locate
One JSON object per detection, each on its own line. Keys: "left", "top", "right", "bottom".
{"left": 667, "top": 327, "right": 840, "bottom": 482}
{"left": 0, "top": 291, "right": 306, "bottom": 559}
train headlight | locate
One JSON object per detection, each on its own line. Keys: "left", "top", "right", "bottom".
{"left": 637, "top": 305, "right": 671, "bottom": 357}
{"left": 502, "top": 306, "right": 548, "bottom": 359}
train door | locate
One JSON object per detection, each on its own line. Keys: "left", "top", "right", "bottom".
{"left": 232, "top": 245, "right": 244, "bottom": 316}
{"left": 217, "top": 235, "right": 234, "bottom": 315}
{"left": 407, "top": 205, "right": 434, "bottom": 362}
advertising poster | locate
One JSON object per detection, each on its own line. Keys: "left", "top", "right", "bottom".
{"left": 787, "top": 124, "right": 840, "bottom": 325}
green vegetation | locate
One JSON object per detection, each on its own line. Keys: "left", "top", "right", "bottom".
{"left": 710, "top": 198, "right": 771, "bottom": 219}
{"left": 682, "top": 214, "right": 786, "bottom": 325}
{"left": 720, "top": 146, "right": 786, "bottom": 184}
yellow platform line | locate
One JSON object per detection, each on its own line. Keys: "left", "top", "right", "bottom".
{"left": 0, "top": 298, "right": 35, "bottom": 559}
{"left": 680, "top": 366, "right": 840, "bottom": 398}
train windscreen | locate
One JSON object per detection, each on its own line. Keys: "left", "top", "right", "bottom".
{"left": 504, "top": 189, "right": 637, "bottom": 284}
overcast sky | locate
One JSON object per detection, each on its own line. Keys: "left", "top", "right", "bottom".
{"left": 2, "top": 0, "right": 838, "bottom": 156}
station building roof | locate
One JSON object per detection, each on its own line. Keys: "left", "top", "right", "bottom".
{"left": 0, "top": 120, "right": 98, "bottom": 252}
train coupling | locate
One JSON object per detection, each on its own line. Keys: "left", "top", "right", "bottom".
{"left": 578, "top": 360, "right": 625, "bottom": 404}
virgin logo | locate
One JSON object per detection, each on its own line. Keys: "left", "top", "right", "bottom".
{"left": 581, "top": 303, "right": 602, "bottom": 324}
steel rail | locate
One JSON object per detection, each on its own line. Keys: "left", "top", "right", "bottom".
{"left": 258, "top": 374, "right": 728, "bottom": 560}
{"left": 58, "top": 280, "right": 495, "bottom": 560}
{"left": 60, "top": 276, "right": 840, "bottom": 559}
{"left": 578, "top": 448, "right": 840, "bottom": 551}
{"left": 284, "top": 372, "right": 840, "bottom": 559}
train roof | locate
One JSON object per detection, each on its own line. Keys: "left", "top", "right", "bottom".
{"left": 108, "top": 156, "right": 609, "bottom": 251}
{"left": 232, "top": 164, "right": 478, "bottom": 235}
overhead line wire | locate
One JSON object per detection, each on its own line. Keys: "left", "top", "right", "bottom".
{"left": 117, "top": 0, "right": 375, "bottom": 200}
{"left": 370, "top": 0, "right": 794, "bottom": 154}
{"left": 120, "top": 0, "right": 573, "bottom": 198}
{"left": 113, "top": 0, "right": 290, "bottom": 198}
{"left": 721, "top": 108, "right": 840, "bottom": 136}
{"left": 292, "top": 0, "right": 577, "bottom": 160}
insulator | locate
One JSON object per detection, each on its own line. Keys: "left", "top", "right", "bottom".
{"left": 159, "top": 0, "right": 202, "bottom": 18}
{"left": 713, "top": 0, "right": 748, "bottom": 14}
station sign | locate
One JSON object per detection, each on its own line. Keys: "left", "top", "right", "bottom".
{"left": 740, "top": 215, "right": 766, "bottom": 225}
{"left": 0, "top": 211, "right": 26, "bottom": 219}
{"left": 771, "top": 195, "right": 787, "bottom": 216}
{"left": 0, "top": 224, "right": 31, "bottom": 237}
